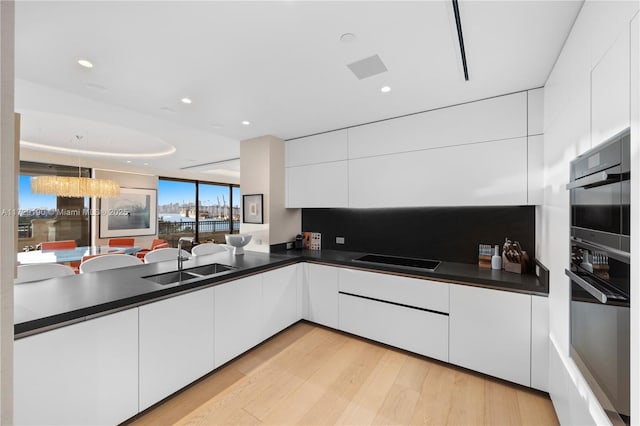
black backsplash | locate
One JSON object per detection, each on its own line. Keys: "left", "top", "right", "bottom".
{"left": 302, "top": 207, "right": 535, "bottom": 264}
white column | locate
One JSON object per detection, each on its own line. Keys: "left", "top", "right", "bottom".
{"left": 0, "top": 1, "right": 15, "bottom": 424}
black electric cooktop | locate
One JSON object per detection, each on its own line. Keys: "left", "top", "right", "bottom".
{"left": 353, "top": 254, "right": 441, "bottom": 271}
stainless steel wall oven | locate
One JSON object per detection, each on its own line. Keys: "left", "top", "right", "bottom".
{"left": 566, "top": 128, "right": 630, "bottom": 426}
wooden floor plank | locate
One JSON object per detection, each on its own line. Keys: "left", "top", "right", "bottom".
{"left": 335, "top": 350, "right": 407, "bottom": 426}
{"left": 130, "top": 322, "right": 559, "bottom": 426}
{"left": 446, "top": 369, "right": 486, "bottom": 426}
{"left": 516, "top": 387, "right": 560, "bottom": 426}
{"left": 484, "top": 379, "right": 522, "bottom": 426}
{"left": 409, "top": 361, "right": 455, "bottom": 425}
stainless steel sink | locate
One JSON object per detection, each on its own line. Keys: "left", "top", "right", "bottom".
{"left": 143, "top": 263, "right": 235, "bottom": 285}
{"left": 187, "top": 263, "right": 235, "bottom": 276}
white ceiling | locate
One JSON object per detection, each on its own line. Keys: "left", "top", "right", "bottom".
{"left": 15, "top": 0, "right": 583, "bottom": 176}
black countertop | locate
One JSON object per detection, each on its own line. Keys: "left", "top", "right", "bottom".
{"left": 15, "top": 249, "right": 547, "bottom": 337}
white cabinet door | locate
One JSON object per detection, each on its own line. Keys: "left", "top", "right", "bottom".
{"left": 531, "top": 295, "right": 549, "bottom": 392}
{"left": 591, "top": 28, "right": 630, "bottom": 145}
{"left": 339, "top": 293, "right": 449, "bottom": 362}
{"left": 528, "top": 88, "right": 544, "bottom": 135}
{"left": 214, "top": 275, "right": 263, "bottom": 368}
{"left": 139, "top": 287, "right": 215, "bottom": 411}
{"left": 528, "top": 135, "right": 544, "bottom": 205}
{"left": 348, "top": 92, "right": 526, "bottom": 159}
{"left": 262, "top": 265, "right": 299, "bottom": 339}
{"left": 338, "top": 268, "right": 449, "bottom": 313}
{"left": 302, "top": 263, "right": 339, "bottom": 328}
{"left": 15, "top": 309, "right": 138, "bottom": 426}
{"left": 349, "top": 137, "right": 528, "bottom": 207}
{"left": 286, "top": 161, "right": 348, "bottom": 208}
{"left": 449, "top": 285, "right": 531, "bottom": 386}
{"left": 285, "top": 129, "right": 348, "bottom": 167}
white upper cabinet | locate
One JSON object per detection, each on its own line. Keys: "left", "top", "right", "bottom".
{"left": 527, "top": 88, "right": 544, "bottom": 135}
{"left": 591, "top": 28, "right": 630, "bottom": 146}
{"left": 527, "top": 135, "right": 544, "bottom": 205}
{"left": 349, "top": 137, "right": 528, "bottom": 207}
{"left": 347, "top": 92, "right": 527, "bottom": 159}
{"left": 285, "top": 129, "right": 348, "bottom": 167}
{"left": 591, "top": 27, "right": 630, "bottom": 145}
{"left": 286, "top": 161, "right": 348, "bottom": 208}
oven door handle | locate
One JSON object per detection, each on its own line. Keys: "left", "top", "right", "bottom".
{"left": 571, "top": 237, "right": 631, "bottom": 264}
{"left": 566, "top": 171, "right": 613, "bottom": 189}
{"left": 565, "top": 269, "right": 608, "bottom": 304}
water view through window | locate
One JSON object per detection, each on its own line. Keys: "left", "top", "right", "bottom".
{"left": 158, "top": 178, "right": 239, "bottom": 246}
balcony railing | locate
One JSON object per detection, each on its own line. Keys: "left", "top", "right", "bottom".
{"left": 158, "top": 219, "right": 240, "bottom": 235}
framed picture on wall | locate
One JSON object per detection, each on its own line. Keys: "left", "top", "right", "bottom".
{"left": 242, "top": 194, "right": 263, "bottom": 224}
{"left": 99, "top": 187, "right": 157, "bottom": 238}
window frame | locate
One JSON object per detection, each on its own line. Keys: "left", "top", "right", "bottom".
{"left": 158, "top": 176, "right": 239, "bottom": 243}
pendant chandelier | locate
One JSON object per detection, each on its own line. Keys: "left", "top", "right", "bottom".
{"left": 30, "top": 135, "right": 121, "bottom": 198}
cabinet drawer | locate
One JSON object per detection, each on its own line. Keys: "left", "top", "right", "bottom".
{"left": 339, "top": 293, "right": 448, "bottom": 362}
{"left": 338, "top": 268, "right": 449, "bottom": 313}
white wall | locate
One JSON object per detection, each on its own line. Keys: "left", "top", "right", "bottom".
{"left": 240, "top": 135, "right": 301, "bottom": 252}
{"left": 541, "top": 1, "right": 639, "bottom": 424}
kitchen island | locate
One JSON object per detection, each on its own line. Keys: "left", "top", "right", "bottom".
{"left": 14, "top": 249, "right": 549, "bottom": 426}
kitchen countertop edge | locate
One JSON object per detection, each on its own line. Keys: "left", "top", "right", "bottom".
{"left": 14, "top": 249, "right": 548, "bottom": 338}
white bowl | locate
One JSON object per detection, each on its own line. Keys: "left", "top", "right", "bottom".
{"left": 224, "top": 234, "right": 252, "bottom": 255}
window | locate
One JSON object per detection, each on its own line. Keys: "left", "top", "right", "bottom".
{"left": 18, "top": 161, "right": 91, "bottom": 251}
{"left": 158, "top": 178, "right": 239, "bottom": 246}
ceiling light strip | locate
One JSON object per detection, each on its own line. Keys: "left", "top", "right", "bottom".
{"left": 451, "top": 0, "right": 469, "bottom": 81}
{"left": 180, "top": 157, "right": 240, "bottom": 170}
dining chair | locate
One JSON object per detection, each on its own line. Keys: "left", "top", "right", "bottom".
{"left": 15, "top": 263, "right": 76, "bottom": 284}
{"left": 136, "top": 239, "right": 169, "bottom": 259}
{"left": 40, "top": 240, "right": 77, "bottom": 250}
{"left": 108, "top": 238, "right": 135, "bottom": 247}
{"left": 144, "top": 248, "right": 190, "bottom": 264}
{"left": 191, "top": 243, "right": 228, "bottom": 256}
{"left": 79, "top": 254, "right": 143, "bottom": 273}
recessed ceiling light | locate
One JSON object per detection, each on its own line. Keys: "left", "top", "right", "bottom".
{"left": 340, "top": 33, "right": 356, "bottom": 43}
{"left": 126, "top": 160, "right": 132, "bottom": 163}
{"left": 241, "top": 120, "right": 251, "bottom": 126}
{"left": 381, "top": 86, "right": 391, "bottom": 93}
{"left": 78, "top": 59, "right": 94, "bottom": 68}
{"left": 143, "top": 162, "right": 149, "bottom": 166}
{"left": 181, "top": 97, "right": 192, "bottom": 104}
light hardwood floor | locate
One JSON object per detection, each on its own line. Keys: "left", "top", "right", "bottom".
{"left": 128, "top": 322, "right": 559, "bottom": 426}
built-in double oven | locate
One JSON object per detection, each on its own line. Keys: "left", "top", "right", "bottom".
{"left": 566, "top": 128, "right": 630, "bottom": 425}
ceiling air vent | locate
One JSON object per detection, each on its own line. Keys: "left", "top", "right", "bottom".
{"left": 347, "top": 54, "right": 388, "bottom": 80}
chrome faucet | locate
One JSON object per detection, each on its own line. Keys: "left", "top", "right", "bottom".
{"left": 177, "top": 236, "right": 194, "bottom": 270}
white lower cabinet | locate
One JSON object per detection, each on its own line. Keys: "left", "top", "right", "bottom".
{"left": 339, "top": 294, "right": 449, "bottom": 362}
{"left": 138, "top": 287, "right": 215, "bottom": 411}
{"left": 214, "top": 274, "right": 263, "bottom": 368}
{"left": 262, "top": 265, "right": 299, "bottom": 340}
{"left": 449, "top": 284, "right": 532, "bottom": 386}
{"left": 14, "top": 308, "right": 139, "bottom": 426}
{"left": 302, "top": 263, "right": 339, "bottom": 328}
{"left": 337, "top": 268, "right": 449, "bottom": 361}
{"left": 531, "top": 295, "right": 549, "bottom": 391}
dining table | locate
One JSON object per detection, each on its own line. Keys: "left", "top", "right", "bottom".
{"left": 17, "top": 246, "right": 141, "bottom": 265}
